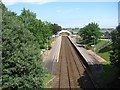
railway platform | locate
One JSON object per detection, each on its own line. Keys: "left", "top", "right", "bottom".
{"left": 44, "top": 36, "right": 61, "bottom": 74}
{"left": 68, "top": 36, "right": 105, "bottom": 73}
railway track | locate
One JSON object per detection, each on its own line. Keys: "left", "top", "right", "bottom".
{"left": 52, "top": 36, "right": 99, "bottom": 89}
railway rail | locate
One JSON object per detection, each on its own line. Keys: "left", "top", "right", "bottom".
{"left": 52, "top": 36, "right": 99, "bottom": 89}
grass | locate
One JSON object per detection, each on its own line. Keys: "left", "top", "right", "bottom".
{"left": 42, "top": 73, "right": 52, "bottom": 88}
{"left": 97, "top": 43, "right": 112, "bottom": 61}
{"left": 95, "top": 40, "right": 110, "bottom": 52}
{"left": 98, "top": 52, "right": 111, "bottom": 61}
{"left": 95, "top": 40, "right": 112, "bottom": 61}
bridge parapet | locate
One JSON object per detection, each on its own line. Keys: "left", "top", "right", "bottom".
{"left": 58, "top": 30, "right": 72, "bottom": 36}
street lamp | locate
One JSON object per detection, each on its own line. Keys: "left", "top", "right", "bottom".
{"left": 91, "top": 36, "right": 96, "bottom": 53}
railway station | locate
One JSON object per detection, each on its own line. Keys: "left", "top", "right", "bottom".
{"left": 2, "top": 1, "right": 119, "bottom": 89}
{"left": 44, "top": 30, "right": 105, "bottom": 88}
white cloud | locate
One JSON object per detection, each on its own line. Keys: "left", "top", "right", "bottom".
{"left": 2, "top": 0, "right": 120, "bottom": 5}
{"left": 1, "top": 0, "right": 57, "bottom": 5}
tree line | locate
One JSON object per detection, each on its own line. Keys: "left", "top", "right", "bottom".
{"left": 1, "top": 2, "right": 61, "bottom": 90}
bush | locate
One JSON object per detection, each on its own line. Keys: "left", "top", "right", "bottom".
{"left": 2, "top": 4, "right": 45, "bottom": 90}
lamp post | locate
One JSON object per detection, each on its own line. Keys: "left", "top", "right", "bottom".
{"left": 91, "top": 36, "right": 96, "bottom": 53}
{"left": 94, "top": 37, "right": 96, "bottom": 53}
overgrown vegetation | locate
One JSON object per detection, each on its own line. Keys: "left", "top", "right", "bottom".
{"left": 42, "top": 73, "right": 52, "bottom": 88}
{"left": 109, "top": 25, "right": 120, "bottom": 87}
{"left": 96, "top": 62, "right": 119, "bottom": 87}
{"left": 1, "top": 2, "right": 61, "bottom": 89}
{"left": 110, "top": 25, "right": 120, "bottom": 70}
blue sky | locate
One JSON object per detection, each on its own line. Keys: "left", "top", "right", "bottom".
{"left": 118, "top": 1, "right": 120, "bottom": 24}
{"left": 5, "top": 2, "right": 118, "bottom": 28}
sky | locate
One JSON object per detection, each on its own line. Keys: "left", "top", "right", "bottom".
{"left": 118, "top": 1, "right": 120, "bottom": 24}
{"left": 2, "top": 0, "right": 119, "bottom": 28}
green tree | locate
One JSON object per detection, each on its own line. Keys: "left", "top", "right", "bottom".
{"left": 50, "top": 23, "right": 62, "bottom": 35}
{"left": 79, "top": 22, "right": 102, "bottom": 45}
{"left": 2, "top": 3, "right": 45, "bottom": 89}
{"left": 19, "top": 8, "right": 52, "bottom": 49}
{"left": 110, "top": 25, "right": 120, "bottom": 69}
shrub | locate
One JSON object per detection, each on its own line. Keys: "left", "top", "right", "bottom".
{"left": 2, "top": 4, "right": 45, "bottom": 90}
